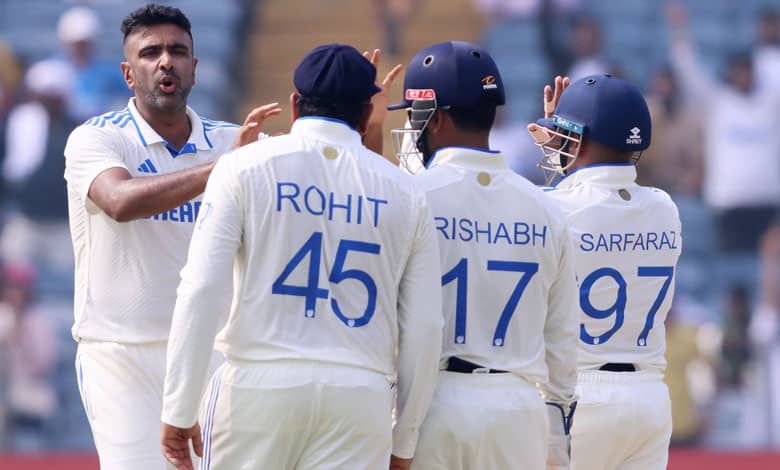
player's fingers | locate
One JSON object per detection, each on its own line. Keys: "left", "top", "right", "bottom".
{"left": 363, "top": 50, "right": 370, "bottom": 59}
{"left": 543, "top": 85, "right": 554, "bottom": 117}
{"left": 370, "top": 48, "right": 381, "bottom": 67}
{"left": 562, "top": 76, "right": 571, "bottom": 87}
{"left": 192, "top": 427, "right": 203, "bottom": 457}
{"left": 382, "top": 63, "right": 404, "bottom": 88}
{"left": 527, "top": 123, "right": 551, "bottom": 144}
{"left": 544, "top": 84, "right": 553, "bottom": 102}
{"left": 243, "top": 103, "right": 280, "bottom": 124}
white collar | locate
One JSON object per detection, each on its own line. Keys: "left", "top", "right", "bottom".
{"left": 554, "top": 163, "right": 637, "bottom": 189}
{"left": 428, "top": 146, "right": 507, "bottom": 171}
{"left": 290, "top": 117, "right": 363, "bottom": 146}
{"left": 126, "top": 98, "right": 212, "bottom": 154}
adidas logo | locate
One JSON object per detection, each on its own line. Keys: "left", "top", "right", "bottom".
{"left": 137, "top": 159, "right": 158, "bottom": 174}
{"left": 626, "top": 127, "right": 642, "bottom": 145}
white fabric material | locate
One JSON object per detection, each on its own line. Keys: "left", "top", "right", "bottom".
{"left": 411, "top": 371, "right": 547, "bottom": 470}
{"left": 4, "top": 101, "right": 49, "bottom": 183}
{"left": 416, "top": 147, "right": 578, "bottom": 405}
{"left": 161, "top": 117, "right": 443, "bottom": 459}
{"left": 546, "top": 405, "right": 571, "bottom": 469}
{"left": 571, "top": 370, "right": 671, "bottom": 470}
{"left": 64, "top": 98, "right": 238, "bottom": 343}
{"left": 671, "top": 35, "right": 780, "bottom": 208}
{"left": 546, "top": 164, "right": 682, "bottom": 374}
{"left": 75, "top": 341, "right": 221, "bottom": 470}
{"left": 200, "top": 360, "right": 393, "bottom": 470}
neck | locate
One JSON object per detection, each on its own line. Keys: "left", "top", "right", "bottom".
{"left": 443, "top": 132, "right": 491, "bottom": 152}
{"left": 134, "top": 98, "right": 191, "bottom": 149}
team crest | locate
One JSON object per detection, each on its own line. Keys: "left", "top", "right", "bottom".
{"left": 482, "top": 75, "right": 498, "bottom": 90}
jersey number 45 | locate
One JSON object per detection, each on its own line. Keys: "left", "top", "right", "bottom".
{"left": 272, "top": 232, "right": 380, "bottom": 328}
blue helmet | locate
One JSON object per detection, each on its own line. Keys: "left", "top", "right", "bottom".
{"left": 535, "top": 74, "right": 651, "bottom": 182}
{"left": 390, "top": 41, "right": 505, "bottom": 172}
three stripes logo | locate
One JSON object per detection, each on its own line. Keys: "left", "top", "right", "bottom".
{"left": 137, "top": 159, "right": 158, "bottom": 174}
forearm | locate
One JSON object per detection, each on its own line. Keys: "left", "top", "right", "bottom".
{"left": 393, "top": 321, "right": 442, "bottom": 458}
{"left": 98, "top": 161, "right": 215, "bottom": 222}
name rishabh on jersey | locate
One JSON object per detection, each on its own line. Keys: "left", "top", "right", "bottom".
{"left": 64, "top": 98, "right": 239, "bottom": 344}
{"left": 545, "top": 163, "right": 682, "bottom": 373}
{"left": 415, "top": 147, "right": 578, "bottom": 398}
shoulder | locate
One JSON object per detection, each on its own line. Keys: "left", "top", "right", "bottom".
{"left": 81, "top": 108, "right": 134, "bottom": 131}
{"left": 66, "top": 109, "right": 133, "bottom": 151}
{"left": 200, "top": 116, "right": 240, "bottom": 147}
{"left": 638, "top": 185, "right": 681, "bottom": 219}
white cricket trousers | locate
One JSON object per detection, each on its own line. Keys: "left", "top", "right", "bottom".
{"left": 75, "top": 341, "right": 220, "bottom": 470}
{"left": 571, "top": 370, "right": 672, "bottom": 470}
{"left": 411, "top": 371, "right": 548, "bottom": 470}
{"left": 199, "top": 359, "right": 394, "bottom": 470}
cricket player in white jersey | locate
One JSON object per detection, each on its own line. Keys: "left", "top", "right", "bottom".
{"left": 63, "top": 4, "right": 280, "bottom": 468}
{"left": 160, "top": 43, "right": 443, "bottom": 470}
{"left": 387, "top": 41, "right": 579, "bottom": 470}
{"left": 528, "top": 74, "right": 683, "bottom": 470}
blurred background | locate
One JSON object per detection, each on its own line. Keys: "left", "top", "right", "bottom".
{"left": 0, "top": 0, "right": 779, "bottom": 468}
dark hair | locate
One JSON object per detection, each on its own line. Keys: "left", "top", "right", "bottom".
{"left": 444, "top": 102, "right": 496, "bottom": 132}
{"left": 121, "top": 4, "right": 192, "bottom": 43}
{"left": 295, "top": 95, "right": 369, "bottom": 129}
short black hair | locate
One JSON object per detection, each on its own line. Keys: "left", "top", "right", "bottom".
{"left": 121, "top": 4, "right": 192, "bottom": 43}
{"left": 443, "top": 102, "right": 496, "bottom": 132}
{"left": 295, "top": 95, "right": 368, "bottom": 129}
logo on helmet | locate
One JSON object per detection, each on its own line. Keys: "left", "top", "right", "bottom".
{"left": 405, "top": 89, "right": 436, "bottom": 101}
{"left": 626, "top": 127, "right": 642, "bottom": 145}
{"left": 482, "top": 75, "right": 497, "bottom": 90}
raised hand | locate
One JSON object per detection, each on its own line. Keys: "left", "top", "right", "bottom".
{"left": 544, "top": 75, "right": 570, "bottom": 118}
{"left": 234, "top": 102, "right": 283, "bottom": 148}
{"left": 363, "top": 48, "right": 404, "bottom": 128}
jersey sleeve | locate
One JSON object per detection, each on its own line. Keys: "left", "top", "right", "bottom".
{"left": 392, "top": 192, "right": 444, "bottom": 458}
{"left": 64, "top": 124, "right": 129, "bottom": 209}
{"left": 161, "top": 154, "right": 245, "bottom": 428}
{"left": 541, "top": 222, "right": 578, "bottom": 405}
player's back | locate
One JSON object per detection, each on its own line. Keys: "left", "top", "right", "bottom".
{"left": 546, "top": 164, "right": 682, "bottom": 372}
{"left": 417, "top": 148, "right": 571, "bottom": 383}
{"left": 213, "top": 117, "right": 430, "bottom": 375}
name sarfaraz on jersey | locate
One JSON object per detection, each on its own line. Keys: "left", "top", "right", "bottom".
{"left": 276, "top": 182, "right": 388, "bottom": 228}
{"left": 579, "top": 230, "right": 679, "bottom": 252}
{"left": 435, "top": 216, "right": 547, "bottom": 247}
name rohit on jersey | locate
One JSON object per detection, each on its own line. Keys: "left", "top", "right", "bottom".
{"left": 435, "top": 216, "right": 547, "bottom": 247}
{"left": 579, "top": 230, "right": 679, "bottom": 252}
{"left": 145, "top": 201, "right": 203, "bottom": 223}
{"left": 276, "top": 182, "right": 388, "bottom": 227}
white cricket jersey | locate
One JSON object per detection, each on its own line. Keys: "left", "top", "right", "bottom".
{"left": 545, "top": 163, "right": 682, "bottom": 373}
{"left": 162, "top": 117, "right": 443, "bottom": 457}
{"left": 416, "top": 147, "right": 578, "bottom": 404}
{"left": 64, "top": 98, "right": 239, "bottom": 343}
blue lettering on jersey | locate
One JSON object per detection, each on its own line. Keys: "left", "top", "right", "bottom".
{"left": 435, "top": 216, "right": 547, "bottom": 247}
{"left": 276, "top": 182, "right": 388, "bottom": 227}
{"left": 579, "top": 231, "right": 678, "bottom": 252}
{"left": 146, "top": 200, "right": 202, "bottom": 223}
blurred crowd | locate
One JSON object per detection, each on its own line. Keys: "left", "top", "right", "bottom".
{"left": 0, "top": 0, "right": 778, "bottom": 454}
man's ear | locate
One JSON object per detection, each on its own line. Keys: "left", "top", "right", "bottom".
{"left": 426, "top": 109, "right": 446, "bottom": 134}
{"left": 192, "top": 57, "right": 198, "bottom": 86}
{"left": 120, "top": 61, "right": 134, "bottom": 90}
{"left": 356, "top": 102, "right": 374, "bottom": 135}
{"left": 290, "top": 92, "right": 300, "bottom": 123}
